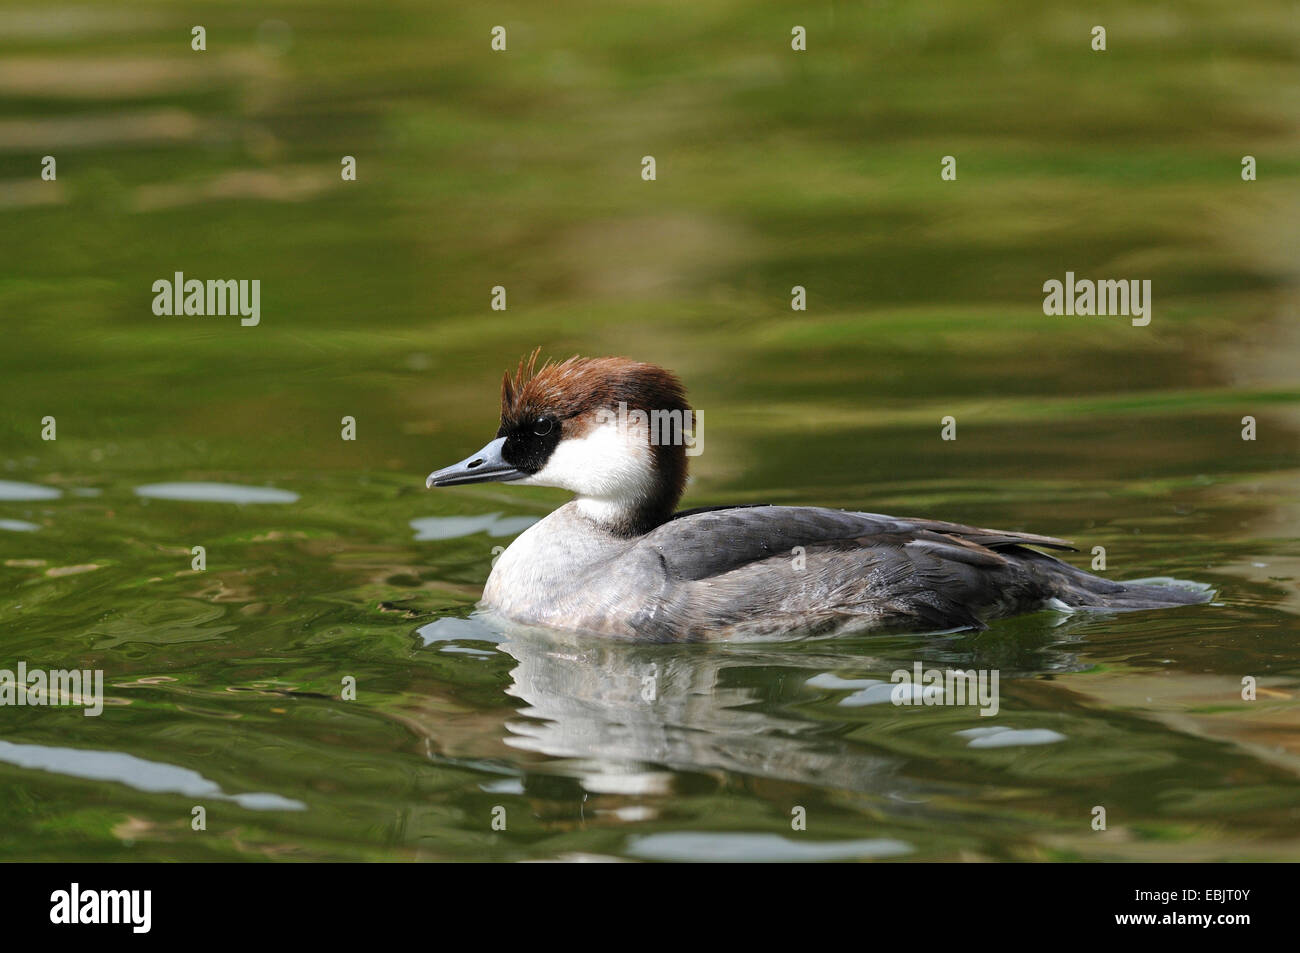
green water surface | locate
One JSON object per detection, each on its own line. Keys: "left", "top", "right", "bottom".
{"left": 1, "top": 1, "right": 1298, "bottom": 861}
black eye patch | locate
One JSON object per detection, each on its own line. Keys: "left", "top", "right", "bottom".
{"left": 498, "top": 416, "right": 561, "bottom": 473}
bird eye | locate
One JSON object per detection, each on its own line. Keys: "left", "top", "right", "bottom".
{"left": 533, "top": 417, "right": 554, "bottom": 436}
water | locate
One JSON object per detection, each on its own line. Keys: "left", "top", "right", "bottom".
{"left": 1, "top": 1, "right": 1298, "bottom": 861}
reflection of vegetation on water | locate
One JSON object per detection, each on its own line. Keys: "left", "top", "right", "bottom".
{"left": 0, "top": 2, "right": 1297, "bottom": 860}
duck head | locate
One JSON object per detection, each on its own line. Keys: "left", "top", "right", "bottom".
{"left": 426, "top": 349, "right": 694, "bottom": 535}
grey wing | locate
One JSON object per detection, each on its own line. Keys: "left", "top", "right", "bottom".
{"left": 647, "top": 505, "right": 1073, "bottom": 581}
{"left": 633, "top": 506, "right": 1075, "bottom": 637}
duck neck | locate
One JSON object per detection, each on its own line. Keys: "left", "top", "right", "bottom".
{"left": 576, "top": 442, "right": 686, "bottom": 537}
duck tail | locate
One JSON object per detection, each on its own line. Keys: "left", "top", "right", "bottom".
{"left": 1029, "top": 553, "right": 1215, "bottom": 611}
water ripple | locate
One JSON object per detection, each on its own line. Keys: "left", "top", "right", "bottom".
{"left": 626, "top": 832, "right": 914, "bottom": 862}
{"left": 0, "top": 739, "right": 305, "bottom": 811}
{"left": 0, "top": 480, "right": 61, "bottom": 501}
{"left": 134, "top": 482, "right": 299, "bottom": 504}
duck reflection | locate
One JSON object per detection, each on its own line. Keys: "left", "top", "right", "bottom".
{"left": 415, "top": 610, "right": 1097, "bottom": 799}
{"left": 489, "top": 622, "right": 906, "bottom": 798}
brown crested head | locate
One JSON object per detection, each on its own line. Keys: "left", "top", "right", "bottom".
{"left": 494, "top": 348, "right": 693, "bottom": 535}
{"left": 500, "top": 348, "right": 687, "bottom": 432}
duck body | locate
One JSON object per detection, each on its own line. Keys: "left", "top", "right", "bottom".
{"left": 428, "top": 352, "right": 1211, "bottom": 642}
{"left": 481, "top": 501, "right": 1209, "bottom": 641}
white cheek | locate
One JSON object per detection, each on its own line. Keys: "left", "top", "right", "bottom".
{"left": 517, "top": 419, "right": 654, "bottom": 503}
